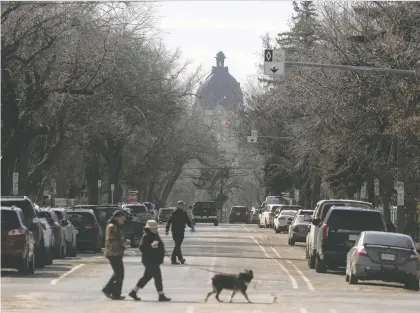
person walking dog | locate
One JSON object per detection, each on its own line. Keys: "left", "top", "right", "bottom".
{"left": 102, "top": 210, "right": 126, "bottom": 300}
{"left": 165, "top": 200, "right": 195, "bottom": 265}
{"left": 129, "top": 220, "right": 171, "bottom": 302}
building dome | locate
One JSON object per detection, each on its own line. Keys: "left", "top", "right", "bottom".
{"left": 195, "top": 52, "right": 243, "bottom": 110}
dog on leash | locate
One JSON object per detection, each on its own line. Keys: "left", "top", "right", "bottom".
{"left": 204, "top": 269, "right": 254, "bottom": 303}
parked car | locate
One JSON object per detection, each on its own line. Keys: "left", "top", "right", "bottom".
{"left": 157, "top": 207, "right": 175, "bottom": 223}
{"left": 66, "top": 208, "right": 102, "bottom": 252}
{"left": 1, "top": 196, "right": 45, "bottom": 268}
{"left": 274, "top": 210, "right": 297, "bottom": 233}
{"left": 192, "top": 201, "right": 219, "bottom": 226}
{"left": 34, "top": 206, "right": 55, "bottom": 265}
{"left": 51, "top": 208, "right": 77, "bottom": 257}
{"left": 259, "top": 204, "right": 281, "bottom": 228}
{"left": 306, "top": 199, "right": 375, "bottom": 270}
{"left": 249, "top": 211, "right": 260, "bottom": 224}
{"left": 229, "top": 206, "right": 249, "bottom": 224}
{"left": 346, "top": 231, "right": 419, "bottom": 291}
{"left": 288, "top": 209, "right": 313, "bottom": 245}
{"left": 1, "top": 206, "right": 35, "bottom": 274}
{"left": 122, "top": 203, "right": 151, "bottom": 220}
{"left": 310, "top": 206, "right": 386, "bottom": 273}
{"left": 39, "top": 209, "right": 67, "bottom": 259}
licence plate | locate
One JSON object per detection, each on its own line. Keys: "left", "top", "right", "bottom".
{"left": 380, "top": 253, "right": 396, "bottom": 261}
{"left": 349, "top": 234, "right": 358, "bottom": 241}
{"left": 236, "top": 213, "right": 240, "bottom": 215}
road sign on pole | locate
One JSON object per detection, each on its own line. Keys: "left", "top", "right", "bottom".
{"left": 361, "top": 182, "right": 367, "bottom": 199}
{"left": 98, "top": 180, "right": 102, "bottom": 188}
{"left": 397, "top": 181, "right": 404, "bottom": 206}
{"left": 374, "top": 178, "right": 380, "bottom": 196}
{"left": 51, "top": 178, "right": 57, "bottom": 196}
{"left": 247, "top": 130, "right": 258, "bottom": 143}
{"left": 264, "top": 49, "right": 285, "bottom": 76}
{"left": 111, "top": 184, "right": 115, "bottom": 191}
{"left": 12, "top": 172, "right": 18, "bottom": 195}
{"left": 295, "top": 189, "right": 300, "bottom": 202}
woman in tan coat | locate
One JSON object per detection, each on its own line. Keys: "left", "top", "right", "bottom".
{"left": 102, "top": 210, "right": 126, "bottom": 300}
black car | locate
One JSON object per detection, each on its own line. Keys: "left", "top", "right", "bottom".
{"left": 314, "top": 206, "right": 387, "bottom": 273}
{"left": 192, "top": 201, "right": 219, "bottom": 226}
{"left": 66, "top": 208, "right": 102, "bottom": 252}
{"left": 1, "top": 196, "right": 45, "bottom": 268}
{"left": 228, "top": 206, "right": 249, "bottom": 224}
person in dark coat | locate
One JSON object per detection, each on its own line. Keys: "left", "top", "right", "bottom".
{"left": 128, "top": 220, "right": 171, "bottom": 302}
{"left": 102, "top": 210, "right": 126, "bottom": 300}
{"left": 165, "top": 200, "right": 195, "bottom": 265}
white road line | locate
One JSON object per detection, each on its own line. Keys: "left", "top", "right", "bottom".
{"left": 300, "top": 308, "right": 309, "bottom": 313}
{"left": 243, "top": 225, "right": 250, "bottom": 232}
{"left": 251, "top": 228, "right": 257, "bottom": 232}
{"left": 251, "top": 236, "right": 298, "bottom": 289}
{"left": 50, "top": 264, "right": 85, "bottom": 285}
{"left": 187, "top": 305, "right": 195, "bottom": 313}
{"left": 259, "top": 236, "right": 263, "bottom": 240}
{"left": 271, "top": 246, "right": 314, "bottom": 291}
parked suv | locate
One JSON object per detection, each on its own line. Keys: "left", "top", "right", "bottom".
{"left": 311, "top": 206, "right": 387, "bottom": 273}
{"left": 66, "top": 208, "right": 102, "bottom": 252}
{"left": 306, "top": 199, "right": 374, "bottom": 270}
{"left": 1, "top": 196, "right": 45, "bottom": 268}
{"left": 51, "top": 208, "right": 77, "bottom": 257}
{"left": 1, "top": 207, "right": 35, "bottom": 274}
{"left": 229, "top": 206, "right": 249, "bottom": 224}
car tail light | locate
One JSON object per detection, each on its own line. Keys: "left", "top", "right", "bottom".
{"left": 408, "top": 253, "right": 419, "bottom": 261}
{"left": 356, "top": 247, "right": 368, "bottom": 256}
{"left": 321, "top": 224, "right": 329, "bottom": 240}
{"left": 8, "top": 228, "right": 25, "bottom": 236}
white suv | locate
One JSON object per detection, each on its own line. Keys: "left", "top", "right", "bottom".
{"left": 306, "top": 199, "right": 374, "bottom": 269}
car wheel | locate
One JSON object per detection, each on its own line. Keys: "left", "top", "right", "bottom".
{"left": 349, "top": 272, "right": 358, "bottom": 284}
{"left": 345, "top": 273, "right": 350, "bottom": 282}
{"left": 18, "top": 254, "right": 30, "bottom": 275}
{"left": 289, "top": 238, "right": 295, "bottom": 246}
{"left": 94, "top": 240, "right": 103, "bottom": 253}
{"left": 60, "top": 244, "right": 66, "bottom": 259}
{"left": 275, "top": 227, "right": 280, "bottom": 233}
{"left": 35, "top": 243, "right": 45, "bottom": 268}
{"left": 67, "top": 241, "right": 77, "bottom": 257}
{"left": 315, "top": 254, "right": 326, "bottom": 273}
{"left": 404, "top": 277, "right": 420, "bottom": 291}
{"left": 45, "top": 247, "right": 53, "bottom": 265}
{"left": 308, "top": 252, "right": 316, "bottom": 269}
{"left": 214, "top": 220, "right": 218, "bottom": 226}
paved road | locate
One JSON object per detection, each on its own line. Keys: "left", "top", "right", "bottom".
{"left": 1, "top": 224, "right": 419, "bottom": 313}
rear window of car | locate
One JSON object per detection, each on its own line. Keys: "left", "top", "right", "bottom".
{"left": 53, "top": 210, "right": 63, "bottom": 220}
{"left": 280, "top": 210, "right": 296, "bottom": 216}
{"left": 38, "top": 211, "right": 54, "bottom": 223}
{"left": 194, "top": 202, "right": 216, "bottom": 210}
{"left": 364, "top": 233, "right": 414, "bottom": 249}
{"left": 295, "top": 215, "right": 310, "bottom": 224}
{"left": 1, "top": 210, "right": 21, "bottom": 230}
{"left": 327, "top": 210, "right": 384, "bottom": 231}
{"left": 232, "top": 207, "right": 247, "bottom": 213}
{"left": 0, "top": 200, "right": 35, "bottom": 218}
{"left": 68, "top": 212, "right": 95, "bottom": 226}
{"left": 127, "top": 205, "right": 147, "bottom": 213}
{"left": 320, "top": 203, "right": 372, "bottom": 220}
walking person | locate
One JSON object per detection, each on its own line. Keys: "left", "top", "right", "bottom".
{"left": 128, "top": 220, "right": 171, "bottom": 302}
{"left": 165, "top": 201, "right": 195, "bottom": 265}
{"left": 102, "top": 210, "right": 126, "bottom": 300}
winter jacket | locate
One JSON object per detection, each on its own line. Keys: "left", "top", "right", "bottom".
{"left": 104, "top": 223, "right": 125, "bottom": 257}
{"left": 139, "top": 230, "right": 165, "bottom": 266}
{"left": 166, "top": 209, "right": 192, "bottom": 235}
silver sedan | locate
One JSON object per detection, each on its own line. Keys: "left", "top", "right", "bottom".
{"left": 346, "top": 231, "right": 420, "bottom": 291}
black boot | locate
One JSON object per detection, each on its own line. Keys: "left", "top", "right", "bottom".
{"left": 129, "top": 290, "right": 141, "bottom": 301}
{"left": 101, "top": 288, "right": 112, "bottom": 299}
{"left": 180, "top": 258, "right": 186, "bottom": 264}
{"left": 159, "top": 293, "right": 171, "bottom": 302}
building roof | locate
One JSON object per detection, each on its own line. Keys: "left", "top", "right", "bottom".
{"left": 195, "top": 51, "right": 243, "bottom": 110}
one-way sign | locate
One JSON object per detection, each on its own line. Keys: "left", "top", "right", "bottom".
{"left": 263, "top": 49, "right": 285, "bottom": 76}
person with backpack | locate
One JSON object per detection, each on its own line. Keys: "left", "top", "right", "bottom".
{"left": 165, "top": 200, "right": 195, "bottom": 265}
{"left": 128, "top": 220, "right": 171, "bottom": 302}
{"left": 102, "top": 210, "right": 126, "bottom": 300}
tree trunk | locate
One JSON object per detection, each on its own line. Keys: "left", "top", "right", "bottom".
{"left": 86, "top": 154, "right": 100, "bottom": 205}
{"left": 106, "top": 138, "right": 123, "bottom": 204}
{"left": 311, "top": 175, "right": 321, "bottom": 207}
{"left": 160, "top": 168, "right": 183, "bottom": 204}
{"left": 17, "top": 143, "right": 29, "bottom": 196}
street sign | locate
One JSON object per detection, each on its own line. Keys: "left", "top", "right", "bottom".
{"left": 127, "top": 193, "right": 137, "bottom": 203}
{"left": 264, "top": 49, "right": 285, "bottom": 76}
{"left": 295, "top": 189, "right": 300, "bottom": 202}
{"left": 13, "top": 172, "right": 19, "bottom": 184}
{"left": 13, "top": 183, "right": 18, "bottom": 196}
{"left": 397, "top": 181, "right": 404, "bottom": 206}
{"left": 361, "top": 182, "right": 367, "bottom": 199}
{"left": 51, "top": 178, "right": 56, "bottom": 188}
{"left": 374, "top": 178, "right": 380, "bottom": 196}
{"left": 98, "top": 180, "right": 102, "bottom": 188}
{"left": 111, "top": 184, "right": 115, "bottom": 191}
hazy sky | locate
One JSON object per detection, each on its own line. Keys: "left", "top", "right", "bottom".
{"left": 156, "top": 1, "right": 294, "bottom": 85}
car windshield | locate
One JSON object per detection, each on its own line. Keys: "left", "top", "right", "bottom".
{"left": 1, "top": 210, "right": 20, "bottom": 230}
{"left": 68, "top": 212, "right": 95, "bottom": 227}
{"left": 364, "top": 233, "right": 415, "bottom": 249}
{"left": 232, "top": 207, "right": 247, "bottom": 213}
{"left": 128, "top": 205, "right": 147, "bottom": 213}
{"left": 327, "top": 210, "right": 384, "bottom": 231}
{"left": 0, "top": 200, "right": 35, "bottom": 218}
{"left": 280, "top": 211, "right": 296, "bottom": 217}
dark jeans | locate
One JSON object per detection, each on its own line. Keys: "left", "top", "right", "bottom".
{"left": 171, "top": 233, "right": 184, "bottom": 262}
{"left": 104, "top": 256, "right": 124, "bottom": 297}
{"left": 136, "top": 265, "right": 163, "bottom": 292}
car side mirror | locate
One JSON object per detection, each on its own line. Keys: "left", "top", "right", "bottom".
{"left": 61, "top": 220, "right": 68, "bottom": 226}
{"left": 311, "top": 218, "right": 320, "bottom": 226}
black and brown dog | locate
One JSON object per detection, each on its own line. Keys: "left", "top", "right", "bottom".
{"left": 205, "top": 269, "right": 254, "bottom": 303}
